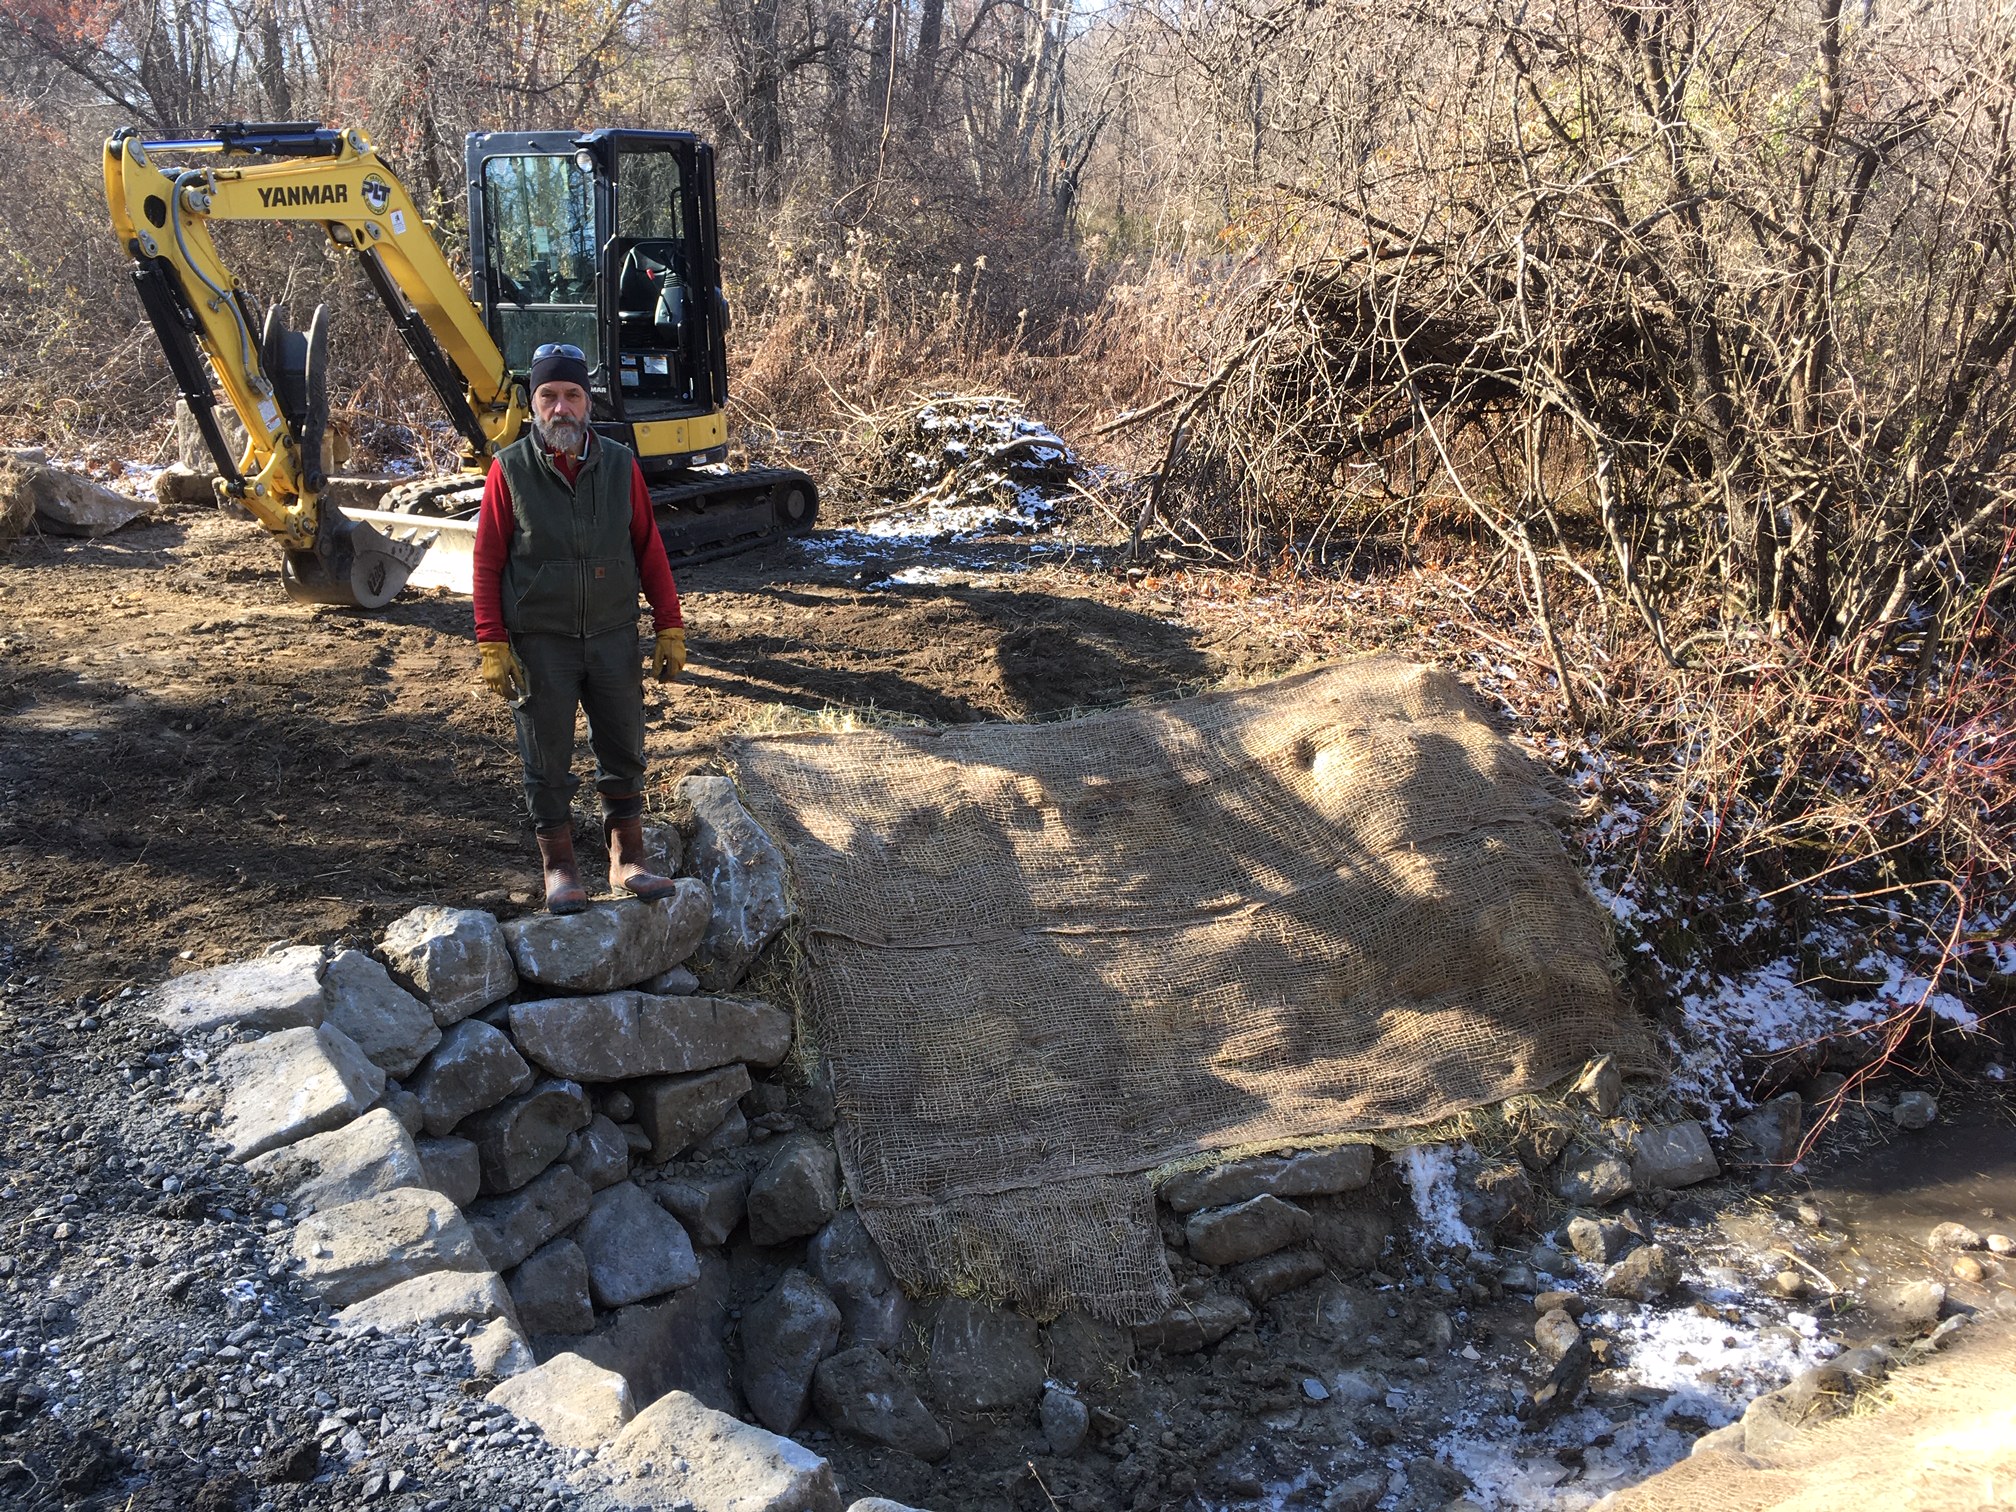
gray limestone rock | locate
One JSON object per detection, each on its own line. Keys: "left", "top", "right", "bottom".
{"left": 806, "top": 1209, "right": 910, "bottom": 1351}
{"left": 246, "top": 1106, "right": 422, "bottom": 1213}
{"left": 467, "top": 1165, "right": 594, "bottom": 1272}
{"left": 289, "top": 1187, "right": 485, "bottom": 1307}
{"left": 1230, "top": 1247, "right": 1326, "bottom": 1304}
{"left": 677, "top": 775, "right": 793, "bottom": 991}
{"left": 469, "top": 1317, "right": 537, "bottom": 1380}
{"left": 1893, "top": 1090, "right": 1939, "bottom": 1130}
{"left": 1159, "top": 1144, "right": 1375, "bottom": 1213}
{"left": 693, "top": 1104, "right": 750, "bottom": 1155}
{"left": 747, "top": 1135, "right": 841, "bottom": 1247}
{"left": 461, "top": 1077, "right": 592, "bottom": 1195}
{"left": 378, "top": 905, "right": 518, "bottom": 1026}
{"left": 577, "top": 1180, "right": 700, "bottom": 1307}
{"left": 640, "top": 964, "right": 699, "bottom": 997}
{"left": 1133, "top": 1292, "right": 1254, "bottom": 1354}
{"left": 335, "top": 1268, "right": 517, "bottom": 1334}
{"left": 509, "top": 1239, "right": 594, "bottom": 1336}
{"left": 650, "top": 1166, "right": 750, "bottom": 1250}
{"left": 19, "top": 455, "right": 146, "bottom": 536}
{"left": 1039, "top": 1386, "right": 1089, "bottom": 1455}
{"left": 406, "top": 1019, "right": 534, "bottom": 1139}
{"left": 1631, "top": 1121, "right": 1721, "bottom": 1190}
{"left": 217, "top": 1023, "right": 387, "bottom": 1162}
{"left": 501, "top": 884, "right": 712, "bottom": 994}
{"left": 1601, "top": 1242, "right": 1681, "bottom": 1301}
{"left": 1533, "top": 1308, "right": 1582, "bottom": 1361}
{"left": 561, "top": 1253, "right": 738, "bottom": 1415}
{"left": 1556, "top": 1147, "right": 1635, "bottom": 1206}
{"left": 927, "top": 1298, "right": 1045, "bottom": 1414}
{"left": 561, "top": 1114, "right": 633, "bottom": 1191}
{"left": 1565, "top": 1215, "right": 1632, "bottom": 1265}
{"left": 630, "top": 1064, "right": 752, "bottom": 1162}
{"left": 379, "top": 1084, "right": 424, "bottom": 1135}
{"left": 415, "top": 1134, "right": 481, "bottom": 1209}
{"left": 741, "top": 1269, "right": 843, "bottom": 1433}
{"left": 321, "top": 948, "right": 442, "bottom": 1078}
{"left": 811, "top": 1347, "right": 950, "bottom": 1462}
{"left": 1185, "top": 1194, "right": 1314, "bottom": 1266}
{"left": 603, "top": 1389, "right": 840, "bottom": 1512}
{"left": 488, "top": 1351, "right": 634, "bottom": 1451}
{"left": 155, "top": 945, "right": 326, "bottom": 1036}
{"left": 1731, "top": 1093, "right": 1804, "bottom": 1164}
{"left": 510, "top": 989, "right": 790, "bottom": 1081}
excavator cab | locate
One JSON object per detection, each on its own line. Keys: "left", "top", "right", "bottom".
{"left": 468, "top": 130, "right": 732, "bottom": 476}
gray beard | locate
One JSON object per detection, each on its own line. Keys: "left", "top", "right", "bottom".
{"left": 533, "top": 412, "right": 587, "bottom": 455}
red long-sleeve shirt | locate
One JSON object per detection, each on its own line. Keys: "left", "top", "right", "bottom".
{"left": 472, "top": 439, "right": 683, "bottom": 643}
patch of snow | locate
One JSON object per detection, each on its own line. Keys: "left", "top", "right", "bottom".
{"left": 1396, "top": 1143, "right": 1477, "bottom": 1250}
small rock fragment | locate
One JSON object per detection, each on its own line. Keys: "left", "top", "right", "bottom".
{"left": 1533, "top": 1308, "right": 1581, "bottom": 1360}
{"left": 486, "top": 1352, "right": 634, "bottom": 1450}
{"left": 1927, "top": 1221, "right": 1984, "bottom": 1251}
{"left": 1040, "top": 1386, "right": 1089, "bottom": 1455}
{"left": 1892, "top": 1091, "right": 1938, "bottom": 1130}
{"left": 1601, "top": 1243, "right": 1680, "bottom": 1302}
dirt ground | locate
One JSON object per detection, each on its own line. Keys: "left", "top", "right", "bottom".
{"left": 0, "top": 506, "right": 1288, "bottom": 1006}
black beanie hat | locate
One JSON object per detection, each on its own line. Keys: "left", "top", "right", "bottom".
{"left": 528, "top": 347, "right": 592, "bottom": 395}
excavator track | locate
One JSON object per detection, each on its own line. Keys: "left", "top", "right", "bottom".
{"left": 379, "top": 465, "right": 820, "bottom": 568}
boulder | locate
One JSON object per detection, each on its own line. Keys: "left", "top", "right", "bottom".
{"left": 509, "top": 1239, "right": 595, "bottom": 1336}
{"left": 677, "top": 775, "right": 793, "bottom": 990}
{"left": 1631, "top": 1121, "right": 1721, "bottom": 1190}
{"left": 501, "top": 884, "right": 712, "bottom": 994}
{"left": 378, "top": 905, "right": 518, "bottom": 1026}
{"left": 806, "top": 1209, "right": 910, "bottom": 1351}
{"left": 1184, "top": 1194, "right": 1313, "bottom": 1266}
{"left": 1230, "top": 1248, "right": 1326, "bottom": 1305}
{"left": 631, "top": 1064, "right": 753, "bottom": 1162}
{"left": 1601, "top": 1242, "right": 1681, "bottom": 1302}
{"left": 1730, "top": 1093, "right": 1804, "bottom": 1164}
{"left": 406, "top": 1018, "right": 534, "bottom": 1138}
{"left": 217, "top": 1023, "right": 387, "bottom": 1162}
{"left": 1133, "top": 1292, "right": 1254, "bottom": 1354}
{"left": 650, "top": 1166, "right": 751, "bottom": 1250}
{"left": 564, "top": 1253, "right": 738, "bottom": 1415}
{"left": 1556, "top": 1147, "right": 1634, "bottom": 1206}
{"left": 289, "top": 1187, "right": 485, "bottom": 1307}
{"left": 561, "top": 1115, "right": 633, "bottom": 1191}
{"left": 152, "top": 462, "right": 213, "bottom": 508}
{"left": 577, "top": 1180, "right": 700, "bottom": 1307}
{"left": 246, "top": 1107, "right": 423, "bottom": 1213}
{"left": 6, "top": 454, "right": 145, "bottom": 537}
{"left": 927, "top": 1298, "right": 1045, "bottom": 1414}
{"left": 811, "top": 1347, "right": 950, "bottom": 1462}
{"left": 747, "top": 1136, "right": 841, "bottom": 1247}
{"left": 320, "top": 948, "right": 442, "bottom": 1078}
{"left": 334, "top": 1268, "right": 517, "bottom": 1334}
{"left": 461, "top": 1077, "right": 591, "bottom": 1195}
{"left": 487, "top": 1352, "right": 634, "bottom": 1451}
{"left": 467, "top": 1165, "right": 594, "bottom": 1272}
{"left": 1040, "top": 1386, "right": 1089, "bottom": 1455}
{"left": 470, "top": 1317, "right": 537, "bottom": 1379}
{"left": 172, "top": 396, "right": 249, "bottom": 470}
{"left": 1564, "top": 1215, "right": 1632, "bottom": 1265}
{"left": 742, "top": 1270, "right": 843, "bottom": 1433}
{"left": 603, "top": 1389, "right": 840, "bottom": 1512}
{"left": 155, "top": 945, "right": 326, "bottom": 1035}
{"left": 415, "top": 1134, "right": 481, "bottom": 1208}
{"left": 508, "top": 990, "right": 791, "bottom": 1081}
{"left": 1159, "top": 1144, "right": 1375, "bottom": 1212}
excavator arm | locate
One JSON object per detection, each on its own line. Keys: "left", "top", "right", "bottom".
{"left": 104, "top": 121, "right": 528, "bottom": 606}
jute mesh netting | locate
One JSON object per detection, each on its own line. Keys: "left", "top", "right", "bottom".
{"left": 730, "top": 657, "right": 1650, "bottom": 1322}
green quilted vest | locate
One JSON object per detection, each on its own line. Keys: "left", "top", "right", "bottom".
{"left": 498, "top": 431, "right": 642, "bottom": 638}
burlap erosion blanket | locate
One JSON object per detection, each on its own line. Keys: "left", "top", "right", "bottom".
{"left": 732, "top": 657, "right": 1646, "bottom": 1321}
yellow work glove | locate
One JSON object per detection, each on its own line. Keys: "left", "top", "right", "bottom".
{"left": 479, "top": 641, "right": 528, "bottom": 703}
{"left": 652, "top": 627, "right": 687, "bottom": 682}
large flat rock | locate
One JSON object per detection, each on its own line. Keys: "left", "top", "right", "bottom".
{"left": 217, "top": 1023, "right": 386, "bottom": 1162}
{"left": 677, "top": 776, "right": 793, "bottom": 991}
{"left": 1159, "top": 1144, "right": 1375, "bottom": 1213}
{"left": 378, "top": 905, "right": 518, "bottom": 1026}
{"left": 488, "top": 1351, "right": 634, "bottom": 1451}
{"left": 603, "top": 1389, "right": 840, "bottom": 1512}
{"left": 501, "top": 885, "right": 711, "bottom": 994}
{"left": 321, "top": 948, "right": 442, "bottom": 1078}
{"left": 333, "top": 1268, "right": 517, "bottom": 1335}
{"left": 289, "top": 1187, "right": 486, "bottom": 1307}
{"left": 155, "top": 946, "right": 326, "bottom": 1036}
{"left": 468, "top": 1165, "right": 594, "bottom": 1272}
{"left": 247, "top": 1106, "right": 423, "bottom": 1213}
{"left": 11, "top": 455, "right": 146, "bottom": 537}
{"left": 509, "top": 991, "right": 792, "bottom": 1081}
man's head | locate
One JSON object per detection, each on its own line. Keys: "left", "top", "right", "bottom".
{"left": 528, "top": 345, "right": 592, "bottom": 455}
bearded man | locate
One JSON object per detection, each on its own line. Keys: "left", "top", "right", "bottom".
{"left": 470, "top": 342, "right": 687, "bottom": 913}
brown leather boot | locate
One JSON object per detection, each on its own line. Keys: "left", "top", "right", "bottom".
{"left": 534, "top": 823, "right": 589, "bottom": 915}
{"left": 604, "top": 811, "right": 678, "bottom": 900}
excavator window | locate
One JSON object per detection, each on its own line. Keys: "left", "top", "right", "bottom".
{"left": 481, "top": 153, "right": 599, "bottom": 373}
{"left": 612, "top": 151, "right": 692, "bottom": 403}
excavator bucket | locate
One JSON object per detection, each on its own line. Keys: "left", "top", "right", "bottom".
{"left": 281, "top": 516, "right": 429, "bottom": 608}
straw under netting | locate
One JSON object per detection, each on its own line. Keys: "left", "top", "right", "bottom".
{"left": 730, "top": 657, "right": 1652, "bottom": 1322}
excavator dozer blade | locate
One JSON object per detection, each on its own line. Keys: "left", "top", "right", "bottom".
{"left": 281, "top": 514, "right": 428, "bottom": 609}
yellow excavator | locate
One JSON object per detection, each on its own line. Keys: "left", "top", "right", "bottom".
{"left": 105, "top": 121, "right": 817, "bottom": 607}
